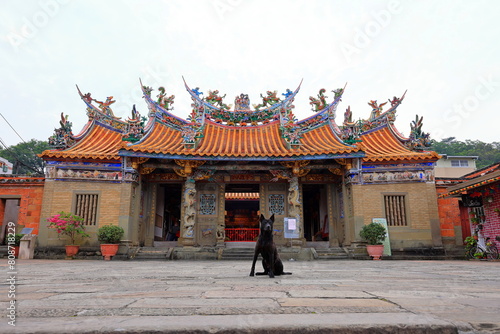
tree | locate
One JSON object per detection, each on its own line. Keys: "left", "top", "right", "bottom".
{"left": 0, "top": 139, "right": 49, "bottom": 175}
{"left": 430, "top": 138, "right": 500, "bottom": 169}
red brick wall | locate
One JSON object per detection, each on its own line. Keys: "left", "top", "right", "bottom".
{"left": 482, "top": 184, "right": 500, "bottom": 248}
{"left": 0, "top": 177, "right": 44, "bottom": 235}
{"left": 436, "top": 187, "right": 461, "bottom": 238}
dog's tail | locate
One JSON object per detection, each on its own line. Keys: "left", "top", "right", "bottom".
{"left": 282, "top": 272, "right": 292, "bottom": 275}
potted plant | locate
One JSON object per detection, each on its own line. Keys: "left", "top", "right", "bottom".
{"left": 97, "top": 225, "right": 124, "bottom": 260}
{"left": 464, "top": 236, "right": 477, "bottom": 259}
{"left": 359, "top": 222, "right": 387, "bottom": 260}
{"left": 47, "top": 212, "right": 89, "bottom": 257}
{"left": 470, "top": 216, "right": 481, "bottom": 224}
{"left": 10, "top": 234, "right": 23, "bottom": 258}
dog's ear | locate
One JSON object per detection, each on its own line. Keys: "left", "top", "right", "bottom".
{"left": 270, "top": 214, "right": 275, "bottom": 222}
{"left": 260, "top": 214, "right": 265, "bottom": 222}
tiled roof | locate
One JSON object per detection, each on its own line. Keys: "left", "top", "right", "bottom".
{"left": 41, "top": 118, "right": 440, "bottom": 164}
{"left": 359, "top": 126, "right": 439, "bottom": 162}
{"left": 438, "top": 170, "right": 500, "bottom": 198}
{"left": 123, "top": 120, "right": 360, "bottom": 159}
{"left": 225, "top": 192, "right": 260, "bottom": 200}
{"left": 40, "top": 123, "right": 124, "bottom": 161}
{"left": 124, "top": 121, "right": 184, "bottom": 155}
{"left": 463, "top": 163, "right": 500, "bottom": 179}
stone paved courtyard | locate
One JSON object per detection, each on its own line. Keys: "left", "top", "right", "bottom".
{"left": 1, "top": 259, "right": 500, "bottom": 333}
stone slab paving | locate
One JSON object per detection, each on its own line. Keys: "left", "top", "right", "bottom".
{"left": 1, "top": 259, "right": 500, "bottom": 333}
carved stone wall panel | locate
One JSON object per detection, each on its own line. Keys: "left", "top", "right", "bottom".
{"left": 199, "top": 194, "right": 216, "bottom": 215}
{"left": 196, "top": 222, "right": 216, "bottom": 246}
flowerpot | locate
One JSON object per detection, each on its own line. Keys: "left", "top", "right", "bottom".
{"left": 65, "top": 245, "right": 80, "bottom": 258}
{"left": 100, "top": 244, "right": 119, "bottom": 261}
{"left": 12, "top": 246, "right": 20, "bottom": 258}
{"left": 366, "top": 245, "right": 384, "bottom": 260}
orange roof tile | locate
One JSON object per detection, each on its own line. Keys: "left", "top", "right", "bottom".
{"left": 124, "top": 120, "right": 360, "bottom": 159}
{"left": 359, "top": 126, "right": 439, "bottom": 162}
{"left": 124, "top": 121, "right": 184, "bottom": 155}
{"left": 40, "top": 123, "right": 124, "bottom": 161}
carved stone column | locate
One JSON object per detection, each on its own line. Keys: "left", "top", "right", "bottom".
{"left": 173, "top": 159, "right": 209, "bottom": 247}
{"left": 270, "top": 162, "right": 310, "bottom": 246}
{"left": 215, "top": 183, "right": 226, "bottom": 247}
{"left": 287, "top": 176, "right": 303, "bottom": 239}
{"left": 179, "top": 177, "right": 196, "bottom": 246}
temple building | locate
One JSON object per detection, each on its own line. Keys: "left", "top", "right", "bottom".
{"left": 37, "top": 79, "right": 441, "bottom": 257}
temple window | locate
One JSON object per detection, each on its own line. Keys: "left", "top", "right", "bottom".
{"left": 199, "top": 194, "right": 216, "bottom": 215}
{"left": 384, "top": 195, "right": 407, "bottom": 226}
{"left": 268, "top": 194, "right": 285, "bottom": 215}
{"left": 73, "top": 193, "right": 99, "bottom": 226}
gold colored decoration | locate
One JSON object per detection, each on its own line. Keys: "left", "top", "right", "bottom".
{"left": 280, "top": 160, "right": 310, "bottom": 176}
{"left": 160, "top": 173, "right": 183, "bottom": 180}
{"left": 296, "top": 169, "right": 310, "bottom": 177}
{"left": 174, "top": 168, "right": 189, "bottom": 178}
{"left": 335, "top": 158, "right": 352, "bottom": 170}
{"left": 328, "top": 168, "right": 343, "bottom": 176}
{"left": 231, "top": 174, "right": 255, "bottom": 181}
{"left": 140, "top": 167, "right": 155, "bottom": 175}
{"left": 131, "top": 157, "right": 149, "bottom": 169}
{"left": 305, "top": 174, "right": 324, "bottom": 181}
{"left": 192, "top": 170, "right": 213, "bottom": 181}
{"left": 174, "top": 159, "right": 205, "bottom": 175}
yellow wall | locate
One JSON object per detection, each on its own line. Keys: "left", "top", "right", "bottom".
{"left": 349, "top": 182, "right": 441, "bottom": 249}
{"left": 38, "top": 180, "right": 135, "bottom": 247}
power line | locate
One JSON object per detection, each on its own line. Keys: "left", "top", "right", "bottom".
{"left": 0, "top": 112, "right": 26, "bottom": 144}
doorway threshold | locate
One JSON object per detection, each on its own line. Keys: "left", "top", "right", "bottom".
{"left": 305, "top": 241, "right": 329, "bottom": 249}
{"left": 153, "top": 241, "right": 178, "bottom": 248}
{"left": 225, "top": 242, "right": 256, "bottom": 248}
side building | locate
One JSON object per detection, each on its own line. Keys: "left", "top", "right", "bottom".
{"left": 36, "top": 80, "right": 441, "bottom": 257}
{"left": 438, "top": 163, "right": 500, "bottom": 253}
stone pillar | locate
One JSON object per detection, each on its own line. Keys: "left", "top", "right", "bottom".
{"left": 326, "top": 184, "right": 340, "bottom": 247}
{"left": 179, "top": 177, "right": 196, "bottom": 246}
{"left": 215, "top": 183, "right": 225, "bottom": 247}
{"left": 287, "top": 176, "right": 305, "bottom": 245}
{"left": 145, "top": 183, "right": 157, "bottom": 247}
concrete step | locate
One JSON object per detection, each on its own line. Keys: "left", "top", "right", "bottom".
{"left": 221, "top": 247, "right": 349, "bottom": 260}
{"left": 131, "top": 247, "right": 172, "bottom": 260}
{"left": 221, "top": 248, "right": 255, "bottom": 260}
{"left": 315, "top": 247, "right": 349, "bottom": 259}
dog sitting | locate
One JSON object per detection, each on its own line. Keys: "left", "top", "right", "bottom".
{"left": 250, "top": 214, "right": 291, "bottom": 278}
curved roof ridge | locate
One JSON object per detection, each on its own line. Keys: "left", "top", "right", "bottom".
{"left": 75, "top": 85, "right": 128, "bottom": 132}
{"left": 41, "top": 121, "right": 125, "bottom": 161}
{"left": 120, "top": 116, "right": 361, "bottom": 160}
{"left": 358, "top": 125, "right": 439, "bottom": 162}
{"left": 139, "top": 79, "right": 187, "bottom": 129}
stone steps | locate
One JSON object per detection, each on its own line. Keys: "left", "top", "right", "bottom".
{"left": 221, "top": 247, "right": 349, "bottom": 260}
{"left": 314, "top": 247, "right": 349, "bottom": 260}
{"left": 221, "top": 247, "right": 255, "bottom": 260}
{"left": 131, "top": 247, "right": 172, "bottom": 260}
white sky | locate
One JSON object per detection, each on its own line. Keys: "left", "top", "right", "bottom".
{"left": 1, "top": 0, "right": 499, "bottom": 147}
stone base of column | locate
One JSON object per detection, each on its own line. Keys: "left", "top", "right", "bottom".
{"left": 178, "top": 237, "right": 195, "bottom": 246}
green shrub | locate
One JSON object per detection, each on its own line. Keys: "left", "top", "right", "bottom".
{"left": 14, "top": 234, "right": 24, "bottom": 246}
{"left": 97, "top": 225, "right": 124, "bottom": 244}
{"left": 359, "top": 223, "right": 386, "bottom": 245}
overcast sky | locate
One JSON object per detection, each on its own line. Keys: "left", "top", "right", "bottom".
{"left": 1, "top": 0, "right": 499, "bottom": 148}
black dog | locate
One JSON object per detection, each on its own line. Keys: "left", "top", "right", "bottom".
{"left": 250, "top": 214, "right": 291, "bottom": 278}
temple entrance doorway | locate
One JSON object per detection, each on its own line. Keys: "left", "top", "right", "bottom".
{"left": 224, "top": 184, "right": 260, "bottom": 243}
{"left": 303, "top": 184, "right": 329, "bottom": 242}
{"left": 156, "top": 184, "right": 182, "bottom": 243}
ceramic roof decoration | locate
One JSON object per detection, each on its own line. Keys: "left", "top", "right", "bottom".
{"left": 40, "top": 79, "right": 439, "bottom": 164}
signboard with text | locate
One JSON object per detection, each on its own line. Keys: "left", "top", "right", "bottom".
{"left": 284, "top": 217, "right": 300, "bottom": 239}
{"left": 372, "top": 218, "right": 391, "bottom": 256}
